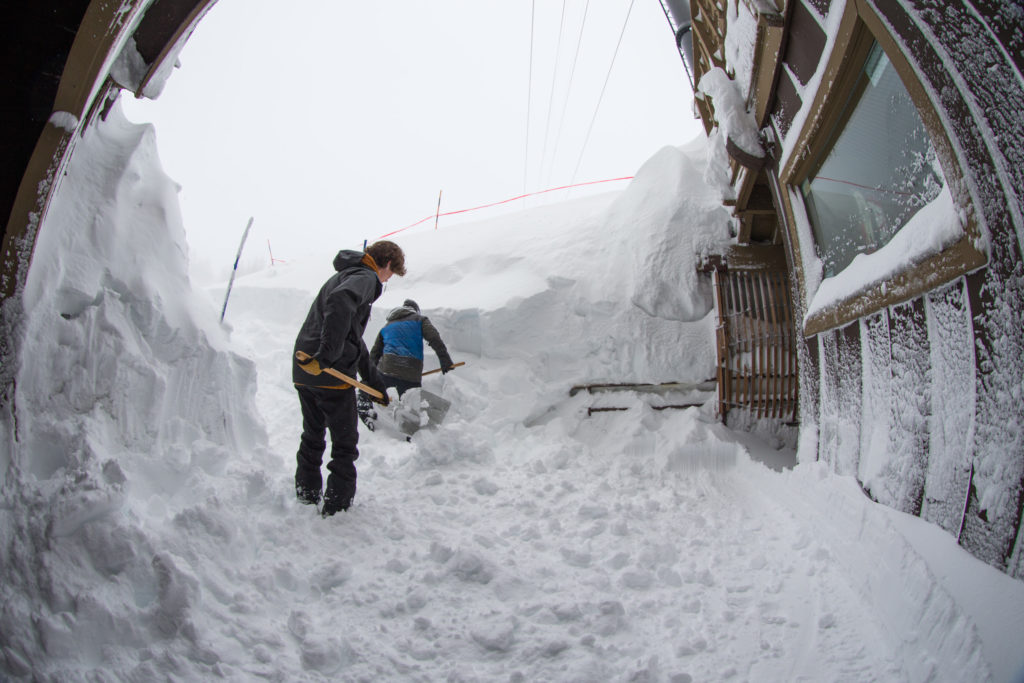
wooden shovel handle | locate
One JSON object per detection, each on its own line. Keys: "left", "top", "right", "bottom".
{"left": 294, "top": 351, "right": 383, "bottom": 399}
{"left": 422, "top": 361, "right": 465, "bottom": 377}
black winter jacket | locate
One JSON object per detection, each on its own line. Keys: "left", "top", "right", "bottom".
{"left": 292, "top": 250, "right": 386, "bottom": 390}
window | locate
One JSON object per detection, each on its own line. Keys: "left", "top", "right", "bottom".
{"left": 800, "top": 42, "right": 945, "bottom": 277}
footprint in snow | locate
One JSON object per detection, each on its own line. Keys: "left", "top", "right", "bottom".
{"left": 560, "top": 547, "right": 592, "bottom": 567}
{"left": 310, "top": 561, "right": 353, "bottom": 593}
{"left": 300, "top": 636, "right": 354, "bottom": 674}
{"left": 470, "top": 615, "right": 517, "bottom": 653}
{"left": 473, "top": 477, "right": 499, "bottom": 495}
{"left": 620, "top": 570, "right": 655, "bottom": 590}
{"left": 578, "top": 504, "right": 609, "bottom": 519}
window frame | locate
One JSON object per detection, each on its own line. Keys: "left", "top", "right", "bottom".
{"left": 776, "top": 0, "right": 987, "bottom": 338}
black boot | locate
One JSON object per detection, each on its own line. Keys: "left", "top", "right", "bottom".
{"left": 294, "top": 461, "right": 323, "bottom": 506}
{"left": 322, "top": 460, "right": 356, "bottom": 517}
{"left": 295, "top": 481, "right": 322, "bottom": 506}
{"left": 356, "top": 392, "right": 377, "bottom": 431}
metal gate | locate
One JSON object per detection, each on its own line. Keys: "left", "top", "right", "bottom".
{"left": 712, "top": 268, "right": 798, "bottom": 423}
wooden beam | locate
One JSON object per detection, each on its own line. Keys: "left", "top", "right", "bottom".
{"left": 569, "top": 380, "right": 717, "bottom": 397}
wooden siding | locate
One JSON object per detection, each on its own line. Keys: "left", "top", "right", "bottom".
{"left": 782, "top": 1, "right": 826, "bottom": 85}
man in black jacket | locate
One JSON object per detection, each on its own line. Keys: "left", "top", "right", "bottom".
{"left": 292, "top": 240, "right": 405, "bottom": 516}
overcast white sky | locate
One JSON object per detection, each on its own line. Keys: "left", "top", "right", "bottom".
{"left": 123, "top": 0, "right": 702, "bottom": 280}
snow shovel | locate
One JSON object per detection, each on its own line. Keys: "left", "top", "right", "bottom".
{"left": 294, "top": 351, "right": 384, "bottom": 400}
{"left": 370, "top": 388, "right": 451, "bottom": 439}
{"left": 417, "top": 388, "right": 450, "bottom": 424}
{"left": 422, "top": 361, "right": 465, "bottom": 377}
{"left": 392, "top": 388, "right": 451, "bottom": 436}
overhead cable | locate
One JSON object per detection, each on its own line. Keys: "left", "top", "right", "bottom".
{"left": 546, "top": 0, "right": 591, "bottom": 186}
{"left": 524, "top": 0, "right": 536, "bottom": 199}
{"left": 538, "top": 0, "right": 569, "bottom": 186}
{"left": 569, "top": 0, "right": 636, "bottom": 188}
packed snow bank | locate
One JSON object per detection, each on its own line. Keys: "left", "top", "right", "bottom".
{"left": 233, "top": 140, "right": 730, "bottom": 393}
{"left": 1, "top": 102, "right": 272, "bottom": 676}
{"left": 3, "top": 102, "right": 1024, "bottom": 682}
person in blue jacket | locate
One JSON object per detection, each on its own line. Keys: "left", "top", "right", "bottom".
{"left": 370, "top": 299, "right": 454, "bottom": 396}
{"left": 357, "top": 299, "right": 454, "bottom": 433}
{"left": 292, "top": 240, "right": 404, "bottom": 516}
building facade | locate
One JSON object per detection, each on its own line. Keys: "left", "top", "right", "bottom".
{"left": 660, "top": 0, "right": 1024, "bottom": 578}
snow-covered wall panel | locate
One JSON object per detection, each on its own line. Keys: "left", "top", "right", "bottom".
{"left": 858, "top": 311, "right": 891, "bottom": 493}
{"left": 959, "top": 260, "right": 1024, "bottom": 574}
{"left": 817, "top": 332, "right": 840, "bottom": 469}
{"left": 834, "top": 325, "right": 862, "bottom": 477}
{"left": 884, "top": 300, "right": 930, "bottom": 516}
{"left": 847, "top": 302, "right": 930, "bottom": 515}
{"left": 817, "top": 325, "right": 862, "bottom": 476}
{"left": 795, "top": 332, "right": 820, "bottom": 464}
{"left": 921, "top": 278, "right": 974, "bottom": 537}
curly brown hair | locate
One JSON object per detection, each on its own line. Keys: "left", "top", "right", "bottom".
{"left": 365, "top": 240, "right": 406, "bottom": 276}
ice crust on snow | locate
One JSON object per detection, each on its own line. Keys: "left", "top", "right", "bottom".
{"left": 1, "top": 102, "right": 1023, "bottom": 681}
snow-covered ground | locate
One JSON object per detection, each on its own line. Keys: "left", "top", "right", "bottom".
{"left": 2, "top": 102, "right": 1024, "bottom": 682}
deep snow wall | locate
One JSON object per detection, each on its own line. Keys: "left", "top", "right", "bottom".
{"left": 374, "top": 144, "right": 732, "bottom": 401}
{"left": 0, "top": 101, "right": 271, "bottom": 676}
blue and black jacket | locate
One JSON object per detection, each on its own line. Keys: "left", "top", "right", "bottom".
{"left": 370, "top": 303, "right": 453, "bottom": 384}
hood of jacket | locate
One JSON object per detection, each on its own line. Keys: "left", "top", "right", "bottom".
{"left": 386, "top": 304, "right": 420, "bottom": 323}
{"left": 333, "top": 249, "right": 377, "bottom": 273}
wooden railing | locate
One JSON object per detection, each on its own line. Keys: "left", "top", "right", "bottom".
{"left": 712, "top": 268, "right": 798, "bottom": 423}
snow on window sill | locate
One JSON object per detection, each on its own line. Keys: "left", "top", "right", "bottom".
{"left": 803, "top": 186, "right": 974, "bottom": 326}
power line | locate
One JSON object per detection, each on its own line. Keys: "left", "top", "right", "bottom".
{"left": 546, "top": 0, "right": 591, "bottom": 186}
{"left": 538, "top": 0, "right": 568, "bottom": 187}
{"left": 569, "top": 0, "right": 636, "bottom": 188}
{"left": 524, "top": 0, "right": 535, "bottom": 200}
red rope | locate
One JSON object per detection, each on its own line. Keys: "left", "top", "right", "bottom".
{"left": 378, "top": 176, "right": 633, "bottom": 239}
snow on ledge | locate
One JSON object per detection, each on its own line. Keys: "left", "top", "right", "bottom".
{"left": 48, "top": 111, "right": 79, "bottom": 133}
{"left": 805, "top": 186, "right": 966, "bottom": 321}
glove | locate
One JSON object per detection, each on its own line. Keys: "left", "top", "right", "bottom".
{"left": 441, "top": 363, "right": 454, "bottom": 374}
{"left": 296, "top": 353, "right": 322, "bottom": 375}
{"left": 370, "top": 387, "right": 390, "bottom": 407}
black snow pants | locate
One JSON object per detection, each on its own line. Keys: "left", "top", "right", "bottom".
{"left": 295, "top": 385, "right": 360, "bottom": 515}
{"left": 381, "top": 372, "right": 420, "bottom": 397}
